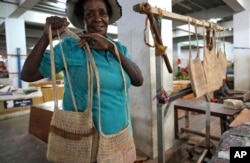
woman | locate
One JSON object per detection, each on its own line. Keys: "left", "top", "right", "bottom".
{"left": 21, "top": 0, "right": 143, "bottom": 136}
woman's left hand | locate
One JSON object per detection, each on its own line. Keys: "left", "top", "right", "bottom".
{"left": 78, "top": 33, "right": 143, "bottom": 86}
{"left": 78, "top": 33, "right": 111, "bottom": 50}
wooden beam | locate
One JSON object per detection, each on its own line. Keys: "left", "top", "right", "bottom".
{"left": 133, "top": 2, "right": 225, "bottom": 31}
{"left": 180, "top": 128, "right": 220, "bottom": 141}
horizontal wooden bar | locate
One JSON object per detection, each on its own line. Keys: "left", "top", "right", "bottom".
{"left": 133, "top": 2, "right": 225, "bottom": 31}
{"left": 180, "top": 128, "right": 220, "bottom": 141}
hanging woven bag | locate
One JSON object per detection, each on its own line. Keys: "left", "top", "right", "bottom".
{"left": 46, "top": 26, "right": 97, "bottom": 163}
{"left": 188, "top": 18, "right": 208, "bottom": 98}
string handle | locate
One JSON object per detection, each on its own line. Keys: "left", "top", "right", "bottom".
{"left": 86, "top": 33, "right": 128, "bottom": 134}
{"left": 48, "top": 25, "right": 59, "bottom": 109}
{"left": 48, "top": 26, "right": 94, "bottom": 113}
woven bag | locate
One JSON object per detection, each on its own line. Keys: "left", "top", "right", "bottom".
{"left": 203, "top": 26, "right": 223, "bottom": 92}
{"left": 188, "top": 20, "right": 208, "bottom": 98}
{"left": 46, "top": 26, "right": 97, "bottom": 163}
{"left": 85, "top": 34, "right": 136, "bottom": 163}
{"left": 97, "top": 126, "right": 136, "bottom": 163}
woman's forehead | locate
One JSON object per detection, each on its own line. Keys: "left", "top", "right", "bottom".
{"left": 83, "top": 0, "right": 108, "bottom": 12}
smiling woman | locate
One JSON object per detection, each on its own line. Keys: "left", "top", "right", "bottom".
{"left": 20, "top": 0, "right": 143, "bottom": 162}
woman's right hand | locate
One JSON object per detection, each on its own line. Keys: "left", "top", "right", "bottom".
{"left": 44, "top": 16, "right": 70, "bottom": 38}
{"left": 21, "top": 16, "right": 70, "bottom": 82}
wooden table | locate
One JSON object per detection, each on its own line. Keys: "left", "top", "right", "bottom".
{"left": 174, "top": 99, "right": 242, "bottom": 139}
{"left": 29, "top": 100, "right": 62, "bottom": 143}
{"left": 0, "top": 91, "right": 43, "bottom": 113}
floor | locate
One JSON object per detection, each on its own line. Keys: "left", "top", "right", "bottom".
{"left": 0, "top": 114, "right": 51, "bottom": 163}
{"left": 0, "top": 110, "right": 220, "bottom": 163}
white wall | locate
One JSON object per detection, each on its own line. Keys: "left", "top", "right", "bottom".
{"left": 117, "top": 0, "right": 173, "bottom": 159}
{"left": 233, "top": 10, "right": 250, "bottom": 90}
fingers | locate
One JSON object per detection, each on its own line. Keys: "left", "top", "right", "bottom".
{"left": 46, "top": 16, "right": 68, "bottom": 29}
{"left": 79, "top": 33, "right": 99, "bottom": 40}
{"left": 78, "top": 39, "right": 87, "bottom": 48}
{"left": 45, "top": 16, "right": 69, "bottom": 38}
{"left": 78, "top": 33, "right": 108, "bottom": 50}
{"left": 79, "top": 34, "right": 93, "bottom": 45}
{"left": 62, "top": 18, "right": 70, "bottom": 27}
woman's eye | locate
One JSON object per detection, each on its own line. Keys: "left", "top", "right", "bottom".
{"left": 86, "top": 13, "right": 94, "bottom": 18}
{"left": 100, "top": 12, "right": 108, "bottom": 17}
{"left": 85, "top": 11, "right": 108, "bottom": 19}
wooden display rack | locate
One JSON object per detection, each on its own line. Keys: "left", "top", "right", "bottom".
{"left": 133, "top": 2, "right": 225, "bottom": 163}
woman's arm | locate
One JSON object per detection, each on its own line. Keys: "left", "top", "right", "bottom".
{"left": 21, "top": 32, "right": 49, "bottom": 82}
{"left": 112, "top": 48, "right": 143, "bottom": 87}
{"left": 78, "top": 33, "right": 144, "bottom": 86}
{"left": 21, "top": 16, "right": 69, "bottom": 82}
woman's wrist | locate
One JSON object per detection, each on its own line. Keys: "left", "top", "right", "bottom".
{"left": 41, "top": 31, "right": 50, "bottom": 44}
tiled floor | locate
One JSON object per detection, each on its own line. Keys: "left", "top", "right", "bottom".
{"left": 0, "top": 111, "right": 219, "bottom": 163}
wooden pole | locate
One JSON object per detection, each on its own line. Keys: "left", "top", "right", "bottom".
{"left": 133, "top": 2, "right": 225, "bottom": 31}
{"left": 146, "top": 14, "right": 172, "bottom": 73}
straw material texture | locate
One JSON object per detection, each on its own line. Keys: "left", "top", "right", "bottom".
{"left": 203, "top": 46, "right": 223, "bottom": 92}
{"left": 46, "top": 108, "right": 97, "bottom": 163}
{"left": 218, "top": 48, "right": 227, "bottom": 79}
{"left": 46, "top": 26, "right": 97, "bottom": 163}
{"left": 188, "top": 21, "right": 208, "bottom": 98}
{"left": 189, "top": 48, "right": 208, "bottom": 98}
{"left": 97, "top": 125, "right": 136, "bottom": 163}
{"left": 203, "top": 29, "right": 223, "bottom": 92}
{"left": 91, "top": 34, "right": 136, "bottom": 163}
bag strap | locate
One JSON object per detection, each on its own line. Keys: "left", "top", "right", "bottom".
{"left": 212, "top": 27, "right": 216, "bottom": 51}
{"left": 187, "top": 17, "right": 200, "bottom": 60}
{"left": 50, "top": 27, "right": 128, "bottom": 134}
{"left": 143, "top": 16, "right": 155, "bottom": 48}
{"left": 61, "top": 28, "right": 94, "bottom": 112}
{"left": 48, "top": 26, "right": 93, "bottom": 112}
{"left": 202, "top": 21, "right": 206, "bottom": 51}
{"left": 188, "top": 17, "right": 192, "bottom": 62}
{"left": 48, "top": 25, "right": 59, "bottom": 109}
{"left": 194, "top": 21, "right": 200, "bottom": 58}
{"left": 222, "top": 32, "right": 225, "bottom": 53}
{"left": 87, "top": 34, "right": 128, "bottom": 134}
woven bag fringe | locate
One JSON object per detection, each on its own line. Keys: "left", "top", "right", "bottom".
{"left": 46, "top": 26, "right": 97, "bottom": 163}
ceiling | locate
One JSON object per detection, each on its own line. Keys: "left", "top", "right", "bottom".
{"left": 0, "top": 0, "right": 249, "bottom": 57}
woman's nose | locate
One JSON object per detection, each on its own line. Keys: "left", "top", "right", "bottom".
{"left": 93, "top": 14, "right": 102, "bottom": 21}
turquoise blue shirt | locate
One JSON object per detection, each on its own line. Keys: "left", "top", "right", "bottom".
{"left": 39, "top": 36, "right": 132, "bottom": 135}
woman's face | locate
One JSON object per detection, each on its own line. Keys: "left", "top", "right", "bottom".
{"left": 83, "top": 0, "right": 109, "bottom": 35}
